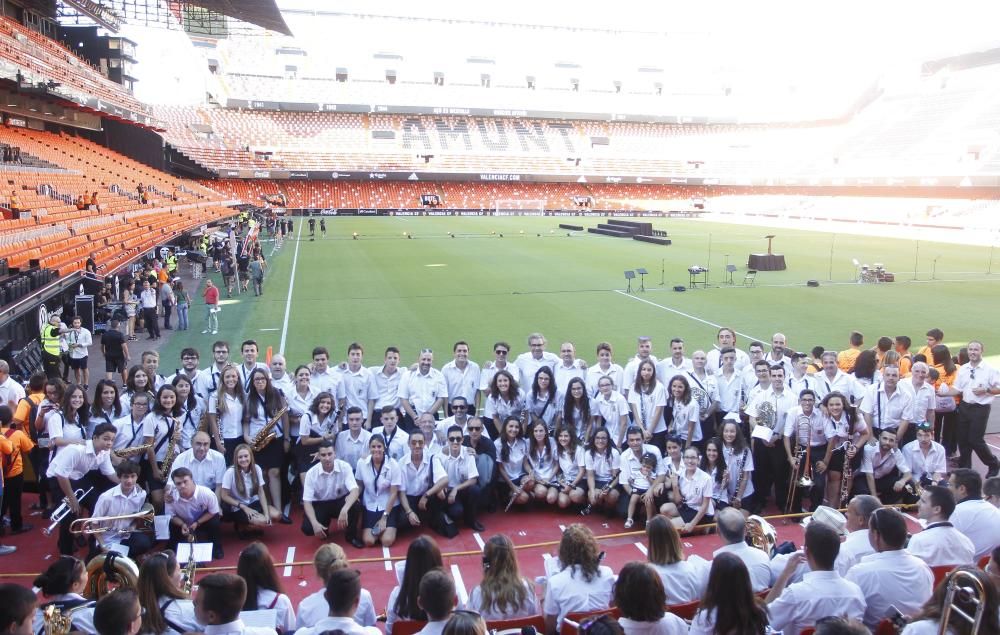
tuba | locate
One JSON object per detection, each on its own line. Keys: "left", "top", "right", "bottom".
{"left": 83, "top": 551, "right": 139, "bottom": 599}
{"left": 42, "top": 605, "right": 75, "bottom": 635}
{"left": 252, "top": 405, "right": 289, "bottom": 452}
{"left": 756, "top": 400, "right": 776, "bottom": 431}
{"left": 745, "top": 515, "right": 777, "bottom": 557}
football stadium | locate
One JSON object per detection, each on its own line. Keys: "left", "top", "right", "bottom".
{"left": 0, "top": 1, "right": 999, "bottom": 633}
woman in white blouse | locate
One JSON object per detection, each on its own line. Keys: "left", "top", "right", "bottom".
{"left": 584, "top": 426, "right": 621, "bottom": 514}
{"left": 484, "top": 370, "right": 525, "bottom": 438}
{"left": 554, "top": 425, "right": 586, "bottom": 509}
{"left": 355, "top": 434, "right": 402, "bottom": 547}
{"left": 819, "top": 390, "right": 869, "bottom": 508}
{"left": 172, "top": 375, "right": 205, "bottom": 451}
{"left": 298, "top": 391, "right": 338, "bottom": 477}
{"left": 120, "top": 365, "right": 153, "bottom": 411}
{"left": 236, "top": 542, "right": 296, "bottom": 633}
{"left": 720, "top": 421, "right": 756, "bottom": 514}
{"left": 644, "top": 515, "right": 707, "bottom": 605}
{"left": 143, "top": 384, "right": 183, "bottom": 509}
{"left": 660, "top": 447, "right": 714, "bottom": 533}
{"left": 468, "top": 534, "right": 539, "bottom": 620}
{"left": 689, "top": 553, "right": 768, "bottom": 635}
{"left": 701, "top": 438, "right": 729, "bottom": 509}
{"left": 296, "top": 543, "right": 377, "bottom": 630}
{"left": 220, "top": 444, "right": 277, "bottom": 537}
{"left": 495, "top": 415, "right": 531, "bottom": 508}
{"left": 558, "top": 377, "right": 594, "bottom": 443}
{"left": 137, "top": 549, "right": 201, "bottom": 635}
{"left": 627, "top": 360, "right": 665, "bottom": 448}
{"left": 593, "top": 377, "right": 629, "bottom": 447}
{"left": 613, "top": 562, "right": 687, "bottom": 635}
{"left": 287, "top": 365, "right": 318, "bottom": 473}
{"left": 526, "top": 420, "right": 559, "bottom": 504}
{"left": 666, "top": 375, "right": 700, "bottom": 449}
{"left": 525, "top": 366, "right": 560, "bottom": 432}
{"left": 46, "top": 384, "right": 89, "bottom": 461}
{"left": 543, "top": 524, "right": 616, "bottom": 633}
{"left": 206, "top": 364, "right": 245, "bottom": 463}
{"left": 89, "top": 380, "right": 122, "bottom": 437}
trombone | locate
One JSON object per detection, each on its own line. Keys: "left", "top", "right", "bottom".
{"left": 938, "top": 570, "right": 986, "bottom": 635}
{"left": 785, "top": 415, "right": 814, "bottom": 513}
{"left": 69, "top": 504, "right": 155, "bottom": 535}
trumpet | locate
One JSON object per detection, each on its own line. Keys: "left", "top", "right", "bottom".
{"left": 43, "top": 487, "right": 94, "bottom": 535}
{"left": 70, "top": 503, "right": 155, "bottom": 535}
{"left": 252, "top": 405, "right": 289, "bottom": 452}
{"left": 113, "top": 443, "right": 153, "bottom": 459}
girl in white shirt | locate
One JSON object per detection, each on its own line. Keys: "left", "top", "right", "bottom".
{"left": 660, "top": 447, "right": 714, "bottom": 534}
{"left": 820, "top": 390, "right": 871, "bottom": 508}
{"left": 614, "top": 562, "right": 688, "bottom": 635}
{"left": 89, "top": 380, "right": 122, "bottom": 438}
{"left": 701, "top": 438, "right": 729, "bottom": 508}
{"left": 584, "top": 426, "right": 621, "bottom": 514}
{"left": 525, "top": 366, "right": 560, "bottom": 432}
{"left": 236, "top": 542, "right": 296, "bottom": 633}
{"left": 288, "top": 365, "right": 319, "bottom": 473}
{"left": 644, "top": 515, "right": 708, "bottom": 605}
{"left": 555, "top": 425, "right": 586, "bottom": 509}
{"left": 558, "top": 377, "right": 594, "bottom": 443}
{"left": 468, "top": 534, "right": 539, "bottom": 621}
{"left": 483, "top": 370, "right": 525, "bottom": 438}
{"left": 120, "top": 365, "right": 153, "bottom": 411}
{"left": 526, "top": 420, "right": 559, "bottom": 504}
{"left": 593, "top": 377, "right": 629, "bottom": 447}
{"left": 137, "top": 549, "right": 201, "bottom": 635}
{"left": 298, "top": 391, "right": 338, "bottom": 477}
{"left": 495, "top": 416, "right": 531, "bottom": 508}
{"left": 206, "top": 364, "right": 245, "bottom": 463}
{"left": 33, "top": 556, "right": 96, "bottom": 635}
{"left": 720, "top": 421, "right": 756, "bottom": 514}
{"left": 296, "top": 543, "right": 377, "bottom": 630}
{"left": 172, "top": 376, "right": 205, "bottom": 451}
{"left": 221, "top": 444, "right": 277, "bottom": 537}
{"left": 689, "top": 553, "right": 769, "bottom": 635}
{"left": 142, "top": 384, "right": 183, "bottom": 509}
{"left": 355, "top": 434, "right": 402, "bottom": 548}
{"left": 627, "top": 360, "right": 665, "bottom": 448}
{"left": 666, "top": 376, "right": 700, "bottom": 447}
{"left": 47, "top": 384, "right": 89, "bottom": 460}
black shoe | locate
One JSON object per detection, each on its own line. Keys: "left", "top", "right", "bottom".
{"left": 987, "top": 464, "right": 1000, "bottom": 479}
{"left": 348, "top": 536, "right": 364, "bottom": 549}
{"left": 279, "top": 514, "right": 292, "bottom": 525}
{"left": 11, "top": 524, "right": 33, "bottom": 535}
{"left": 213, "top": 545, "right": 224, "bottom": 559}
{"left": 469, "top": 520, "right": 485, "bottom": 532}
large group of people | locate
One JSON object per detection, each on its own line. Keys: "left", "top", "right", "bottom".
{"left": 0, "top": 327, "right": 999, "bottom": 633}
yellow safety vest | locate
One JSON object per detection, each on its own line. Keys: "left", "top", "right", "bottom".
{"left": 41, "top": 324, "right": 61, "bottom": 356}
{"left": 166, "top": 255, "right": 178, "bottom": 272}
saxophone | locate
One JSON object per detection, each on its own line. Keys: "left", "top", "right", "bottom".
{"left": 159, "top": 417, "right": 183, "bottom": 479}
{"left": 252, "top": 405, "right": 289, "bottom": 452}
{"left": 113, "top": 442, "right": 153, "bottom": 459}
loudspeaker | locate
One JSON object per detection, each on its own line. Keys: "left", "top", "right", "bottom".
{"left": 807, "top": 280, "right": 820, "bottom": 287}
{"left": 673, "top": 285, "right": 687, "bottom": 292}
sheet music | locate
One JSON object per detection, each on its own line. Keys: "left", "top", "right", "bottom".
{"left": 154, "top": 515, "right": 170, "bottom": 540}
{"left": 177, "top": 542, "right": 213, "bottom": 563}
{"left": 239, "top": 610, "right": 277, "bottom": 629}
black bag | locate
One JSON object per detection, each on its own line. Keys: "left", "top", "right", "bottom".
{"left": 432, "top": 510, "right": 459, "bottom": 538}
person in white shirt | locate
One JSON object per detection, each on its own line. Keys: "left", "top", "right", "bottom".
{"left": 985, "top": 476, "right": 1000, "bottom": 508}
{"left": 167, "top": 348, "right": 203, "bottom": 390}
{"left": 268, "top": 355, "right": 294, "bottom": 400}
{"left": 713, "top": 349, "right": 744, "bottom": 427}
{"left": 627, "top": 360, "right": 666, "bottom": 447}
{"left": 617, "top": 427, "right": 666, "bottom": 520}
{"left": 46, "top": 423, "right": 119, "bottom": 555}
{"left": 614, "top": 562, "right": 687, "bottom": 635}
{"left": 524, "top": 367, "right": 561, "bottom": 433}
{"left": 592, "top": 376, "right": 629, "bottom": 449}
{"left": 370, "top": 346, "right": 404, "bottom": 414}
{"left": 515, "top": 333, "right": 560, "bottom": 393}
{"left": 301, "top": 441, "right": 363, "bottom": 549}
{"left": 236, "top": 542, "right": 296, "bottom": 633}
{"left": 720, "top": 420, "right": 756, "bottom": 513}
{"left": 740, "top": 342, "right": 768, "bottom": 391}
{"left": 235, "top": 340, "right": 269, "bottom": 395}
{"left": 112, "top": 393, "right": 152, "bottom": 464}
{"left": 900, "top": 567, "right": 1000, "bottom": 635}
{"left": 192, "top": 573, "right": 277, "bottom": 635}
{"left": 586, "top": 342, "right": 624, "bottom": 398}
{"left": 0, "top": 359, "right": 26, "bottom": 410}
{"left": 296, "top": 543, "right": 377, "bottom": 631}
{"left": 907, "top": 485, "right": 976, "bottom": 566}
{"left": 814, "top": 351, "right": 862, "bottom": 405}
{"left": 835, "top": 494, "right": 881, "bottom": 575}
{"left": 164, "top": 467, "right": 223, "bottom": 559}
{"left": 373, "top": 405, "right": 410, "bottom": 461}
{"left": 172, "top": 431, "right": 226, "bottom": 496}
{"left": 766, "top": 333, "right": 794, "bottom": 377}
{"left": 90, "top": 461, "right": 152, "bottom": 558}
{"left": 902, "top": 422, "right": 947, "bottom": 488}
{"left": 623, "top": 336, "right": 658, "bottom": 397}
{"left": 414, "top": 569, "right": 457, "bottom": 635}
{"left": 398, "top": 349, "right": 448, "bottom": 427}
{"left": 860, "top": 365, "right": 914, "bottom": 445}
{"left": 33, "top": 556, "right": 97, "bottom": 635}
{"left": 92, "top": 588, "right": 142, "bottom": 635}
{"left": 397, "top": 429, "right": 449, "bottom": 530}
{"left": 136, "top": 548, "right": 201, "bottom": 635}
{"left": 467, "top": 534, "right": 539, "bottom": 621}
{"left": 584, "top": 427, "right": 621, "bottom": 514}
{"left": 686, "top": 350, "right": 720, "bottom": 441}
{"left": 939, "top": 340, "right": 1000, "bottom": 476}
{"left": 898, "top": 362, "right": 936, "bottom": 428}
{"left": 294, "top": 568, "right": 381, "bottom": 635}
{"left": 949, "top": 468, "right": 1000, "bottom": 560}
{"left": 65, "top": 316, "right": 92, "bottom": 388}
{"left": 688, "top": 552, "right": 769, "bottom": 635}
{"left": 335, "top": 407, "right": 372, "bottom": 471}
{"left": 783, "top": 388, "right": 828, "bottom": 513}
{"left": 479, "top": 341, "right": 520, "bottom": 410}
{"left": 310, "top": 346, "right": 347, "bottom": 420}
{"left": 339, "top": 343, "right": 379, "bottom": 428}
{"left": 643, "top": 515, "right": 708, "bottom": 604}
{"left": 665, "top": 375, "right": 701, "bottom": 448}
{"left": 786, "top": 352, "right": 818, "bottom": 398}
{"left": 440, "top": 424, "right": 485, "bottom": 531}
{"left": 553, "top": 342, "right": 587, "bottom": 395}
{"left": 710, "top": 507, "right": 771, "bottom": 592}
{"left": 845, "top": 507, "right": 934, "bottom": 629}
{"left": 441, "top": 341, "right": 480, "bottom": 414}
{"left": 141, "top": 351, "right": 168, "bottom": 392}
{"left": 656, "top": 338, "right": 693, "bottom": 385}
{"left": 543, "top": 524, "right": 616, "bottom": 633}
{"left": 705, "top": 328, "right": 751, "bottom": 376}
{"left": 746, "top": 364, "right": 798, "bottom": 511}
{"left": 220, "top": 444, "right": 278, "bottom": 536}
{"left": 194, "top": 341, "right": 230, "bottom": 401}
{"left": 766, "top": 521, "right": 866, "bottom": 635}
{"left": 355, "top": 434, "right": 402, "bottom": 547}
{"left": 860, "top": 429, "right": 915, "bottom": 505}
{"left": 661, "top": 447, "right": 714, "bottom": 533}
{"left": 495, "top": 416, "right": 530, "bottom": 508}
{"left": 206, "top": 364, "right": 245, "bottom": 463}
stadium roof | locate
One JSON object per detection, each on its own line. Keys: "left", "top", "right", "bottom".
{"left": 190, "top": 0, "right": 290, "bottom": 35}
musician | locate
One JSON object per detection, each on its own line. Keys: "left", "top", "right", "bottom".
{"left": 221, "top": 444, "right": 279, "bottom": 536}
{"left": 859, "top": 429, "right": 915, "bottom": 504}
{"left": 820, "top": 391, "right": 870, "bottom": 508}
{"left": 711, "top": 507, "right": 771, "bottom": 592}
{"left": 786, "top": 353, "right": 818, "bottom": 396}
{"left": 949, "top": 468, "right": 1000, "bottom": 560}
{"left": 554, "top": 425, "right": 587, "bottom": 510}
{"left": 585, "top": 342, "right": 624, "bottom": 399}
{"left": 172, "top": 431, "right": 226, "bottom": 496}
{"left": 236, "top": 340, "right": 269, "bottom": 394}
{"left": 627, "top": 360, "right": 666, "bottom": 448}
{"left": 554, "top": 342, "right": 587, "bottom": 396}
{"left": 206, "top": 364, "right": 245, "bottom": 462}
{"left": 166, "top": 348, "right": 203, "bottom": 388}
{"left": 720, "top": 420, "right": 756, "bottom": 514}
{"left": 141, "top": 351, "right": 168, "bottom": 392}
{"left": 33, "top": 556, "right": 95, "bottom": 635}
{"left": 666, "top": 375, "right": 701, "bottom": 450}
{"left": 687, "top": 351, "right": 720, "bottom": 443}
{"left": 705, "top": 328, "right": 751, "bottom": 376}
{"left": 136, "top": 549, "right": 201, "bottom": 635}
{"left": 191, "top": 573, "right": 276, "bottom": 635}
{"left": 294, "top": 568, "right": 381, "bottom": 635}
{"left": 860, "top": 365, "right": 914, "bottom": 447}
{"left": 398, "top": 349, "right": 448, "bottom": 426}
{"left": 746, "top": 365, "right": 797, "bottom": 511}
{"left": 813, "top": 352, "right": 862, "bottom": 404}
{"left": 355, "top": 434, "right": 402, "bottom": 547}
{"left": 90, "top": 461, "right": 153, "bottom": 558}
{"left": 463, "top": 416, "right": 496, "bottom": 505}
{"left": 398, "top": 429, "right": 448, "bottom": 529}
{"left": 336, "top": 407, "right": 372, "bottom": 471}
{"left": 782, "top": 389, "right": 827, "bottom": 512}
{"left": 543, "top": 524, "right": 615, "bottom": 633}
{"left": 526, "top": 420, "right": 559, "bottom": 504}
{"left": 713, "top": 348, "right": 743, "bottom": 431}
{"left": 624, "top": 452, "right": 659, "bottom": 529}
{"left": 172, "top": 375, "right": 206, "bottom": 452}
{"left": 339, "top": 343, "right": 379, "bottom": 428}
{"left": 300, "top": 440, "right": 363, "bottom": 549}
{"left": 742, "top": 360, "right": 771, "bottom": 434}
{"left": 165, "top": 467, "right": 223, "bottom": 560}
{"left": 661, "top": 447, "right": 715, "bottom": 533}
{"left": 373, "top": 405, "right": 410, "bottom": 461}
{"left": 739, "top": 342, "right": 767, "bottom": 391}
{"left": 524, "top": 368, "right": 560, "bottom": 433}
{"left": 478, "top": 342, "right": 519, "bottom": 414}
{"left": 898, "top": 361, "right": 936, "bottom": 429}
{"left": 436, "top": 397, "right": 475, "bottom": 444}
{"left": 298, "top": 391, "right": 338, "bottom": 476}
{"left": 194, "top": 340, "right": 230, "bottom": 401}
{"left": 656, "top": 337, "right": 693, "bottom": 381}
{"left": 495, "top": 416, "right": 530, "bottom": 508}
{"left": 243, "top": 368, "right": 290, "bottom": 524}
{"left": 143, "top": 385, "right": 183, "bottom": 511}
{"left": 906, "top": 485, "right": 975, "bottom": 565}
{"left": 835, "top": 495, "right": 881, "bottom": 575}
{"left": 46, "top": 423, "right": 119, "bottom": 555}
{"left": 515, "top": 333, "right": 559, "bottom": 392}
{"left": 765, "top": 522, "right": 866, "bottom": 635}
{"left": 483, "top": 370, "right": 525, "bottom": 439}
{"left": 767, "top": 334, "right": 794, "bottom": 376}
{"left": 938, "top": 340, "right": 1000, "bottom": 475}
{"left": 844, "top": 507, "right": 933, "bottom": 629}
{"left": 901, "top": 422, "right": 946, "bottom": 487}
{"left": 616, "top": 426, "right": 665, "bottom": 518}
{"left": 559, "top": 377, "right": 593, "bottom": 444}
{"left": 440, "top": 424, "right": 485, "bottom": 531}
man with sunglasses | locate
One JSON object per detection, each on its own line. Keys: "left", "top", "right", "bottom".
{"left": 938, "top": 341, "right": 1000, "bottom": 476}
{"left": 439, "top": 424, "right": 484, "bottom": 532}
{"left": 462, "top": 416, "right": 496, "bottom": 511}
{"left": 438, "top": 397, "right": 480, "bottom": 443}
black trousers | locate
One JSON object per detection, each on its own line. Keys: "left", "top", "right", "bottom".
{"left": 121, "top": 531, "right": 154, "bottom": 557}
{"left": 29, "top": 446, "right": 49, "bottom": 506}
{"left": 301, "top": 497, "right": 360, "bottom": 540}
{"left": 787, "top": 445, "right": 828, "bottom": 512}
{"left": 957, "top": 402, "right": 999, "bottom": 471}
{"left": 42, "top": 351, "right": 62, "bottom": 380}
{"left": 168, "top": 514, "right": 223, "bottom": 559}
{"left": 142, "top": 307, "right": 160, "bottom": 338}
{"left": 445, "top": 484, "right": 481, "bottom": 527}
{"left": 399, "top": 493, "right": 443, "bottom": 529}
{"left": 0, "top": 473, "right": 24, "bottom": 531}
{"left": 935, "top": 410, "right": 959, "bottom": 457}
{"left": 752, "top": 440, "right": 790, "bottom": 510}
{"left": 56, "top": 472, "right": 114, "bottom": 555}
{"left": 162, "top": 301, "right": 173, "bottom": 328}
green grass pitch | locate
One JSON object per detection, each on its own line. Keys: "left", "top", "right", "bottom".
{"left": 159, "top": 217, "right": 1000, "bottom": 368}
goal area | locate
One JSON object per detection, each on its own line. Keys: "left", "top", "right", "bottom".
{"left": 493, "top": 199, "right": 547, "bottom": 214}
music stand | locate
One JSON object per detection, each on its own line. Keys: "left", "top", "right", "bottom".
{"left": 624, "top": 270, "right": 635, "bottom": 293}
{"left": 636, "top": 268, "right": 648, "bottom": 291}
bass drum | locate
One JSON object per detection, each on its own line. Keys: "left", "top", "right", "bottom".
{"left": 83, "top": 552, "right": 139, "bottom": 599}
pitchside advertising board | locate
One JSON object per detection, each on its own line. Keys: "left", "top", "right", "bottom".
{"left": 289, "top": 209, "right": 669, "bottom": 217}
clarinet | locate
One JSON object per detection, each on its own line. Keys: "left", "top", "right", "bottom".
{"left": 840, "top": 442, "right": 853, "bottom": 507}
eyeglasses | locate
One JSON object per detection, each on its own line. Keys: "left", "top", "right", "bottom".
{"left": 467, "top": 426, "right": 482, "bottom": 431}
{"left": 448, "top": 436, "right": 463, "bottom": 442}
{"left": 452, "top": 405, "right": 468, "bottom": 410}
{"left": 182, "top": 355, "right": 198, "bottom": 360}
{"left": 495, "top": 350, "right": 508, "bottom": 355}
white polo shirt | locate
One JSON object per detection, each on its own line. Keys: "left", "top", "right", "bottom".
{"left": 355, "top": 455, "right": 402, "bottom": 512}
{"left": 649, "top": 559, "right": 709, "bottom": 605}
{"left": 592, "top": 390, "right": 630, "bottom": 442}
{"left": 164, "top": 484, "right": 221, "bottom": 525}
{"left": 141, "top": 412, "right": 180, "bottom": 462}
{"left": 557, "top": 446, "right": 586, "bottom": 484}
{"left": 768, "top": 570, "right": 866, "bottom": 635}
{"left": 705, "top": 347, "right": 749, "bottom": 375}
{"left": 339, "top": 365, "right": 379, "bottom": 413}
{"left": 620, "top": 444, "right": 666, "bottom": 485}
{"left": 222, "top": 465, "right": 264, "bottom": 506}
{"left": 514, "top": 351, "right": 558, "bottom": 390}
{"left": 91, "top": 484, "right": 147, "bottom": 533}
{"left": 236, "top": 362, "right": 269, "bottom": 394}
{"left": 901, "top": 440, "right": 946, "bottom": 481}
{"left": 441, "top": 359, "right": 481, "bottom": 405}
{"left": 722, "top": 444, "right": 755, "bottom": 499}
{"left": 397, "top": 368, "right": 448, "bottom": 415}
{"left": 814, "top": 370, "right": 861, "bottom": 402}
{"left": 440, "top": 448, "right": 479, "bottom": 487}
{"left": 46, "top": 440, "right": 115, "bottom": 480}
{"left": 296, "top": 588, "right": 377, "bottom": 630}
{"left": 178, "top": 400, "right": 206, "bottom": 450}
{"left": 787, "top": 373, "right": 818, "bottom": 397}
{"left": 479, "top": 360, "right": 521, "bottom": 393}
{"left": 950, "top": 498, "right": 1000, "bottom": 559}
{"left": 334, "top": 429, "right": 371, "bottom": 471}
{"left": 782, "top": 406, "right": 828, "bottom": 446}
{"left": 302, "top": 459, "right": 358, "bottom": 502}
{"left": 553, "top": 360, "right": 587, "bottom": 395}
{"left": 207, "top": 392, "right": 244, "bottom": 439}
{"left": 954, "top": 362, "right": 1000, "bottom": 405}
{"left": 526, "top": 437, "right": 558, "bottom": 481}
{"left": 584, "top": 447, "right": 621, "bottom": 482}
{"left": 311, "top": 368, "right": 346, "bottom": 402}
{"left": 860, "top": 445, "right": 910, "bottom": 479}
{"left": 172, "top": 448, "right": 227, "bottom": 491}
{"left": 712, "top": 542, "right": 771, "bottom": 592}
{"left": 846, "top": 550, "right": 933, "bottom": 629}
{"left": 368, "top": 364, "right": 403, "bottom": 409}
{"left": 483, "top": 390, "right": 526, "bottom": 422}
{"left": 627, "top": 382, "right": 667, "bottom": 433}
{"left": 194, "top": 365, "right": 224, "bottom": 400}
{"left": 656, "top": 357, "right": 693, "bottom": 384}
{"left": 669, "top": 399, "right": 701, "bottom": 442}
{"left": 112, "top": 414, "right": 146, "bottom": 455}
{"left": 371, "top": 425, "right": 409, "bottom": 461}
{"left": 906, "top": 522, "right": 976, "bottom": 566}
{"left": 494, "top": 437, "right": 527, "bottom": 480}
{"left": 524, "top": 390, "right": 561, "bottom": 430}
{"left": 623, "top": 354, "right": 659, "bottom": 392}
{"left": 586, "top": 363, "right": 625, "bottom": 397}
{"left": 714, "top": 370, "right": 744, "bottom": 414}
{"left": 677, "top": 468, "right": 714, "bottom": 516}
{"left": 400, "top": 452, "right": 446, "bottom": 496}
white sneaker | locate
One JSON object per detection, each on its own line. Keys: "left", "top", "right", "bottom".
{"left": 211, "top": 330, "right": 218, "bottom": 334}
{"left": 201, "top": 330, "right": 209, "bottom": 334}
{"left": 0, "top": 545, "right": 16, "bottom": 555}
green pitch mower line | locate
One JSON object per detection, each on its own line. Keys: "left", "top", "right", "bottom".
{"left": 157, "top": 217, "right": 1000, "bottom": 368}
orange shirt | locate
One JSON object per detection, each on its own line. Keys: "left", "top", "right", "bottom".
{"left": 898, "top": 355, "right": 912, "bottom": 377}
{"left": 2, "top": 428, "right": 33, "bottom": 478}
{"left": 932, "top": 364, "right": 959, "bottom": 408}
{"left": 12, "top": 391, "right": 43, "bottom": 436}
{"left": 837, "top": 348, "right": 860, "bottom": 373}
{"left": 0, "top": 433, "right": 10, "bottom": 486}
